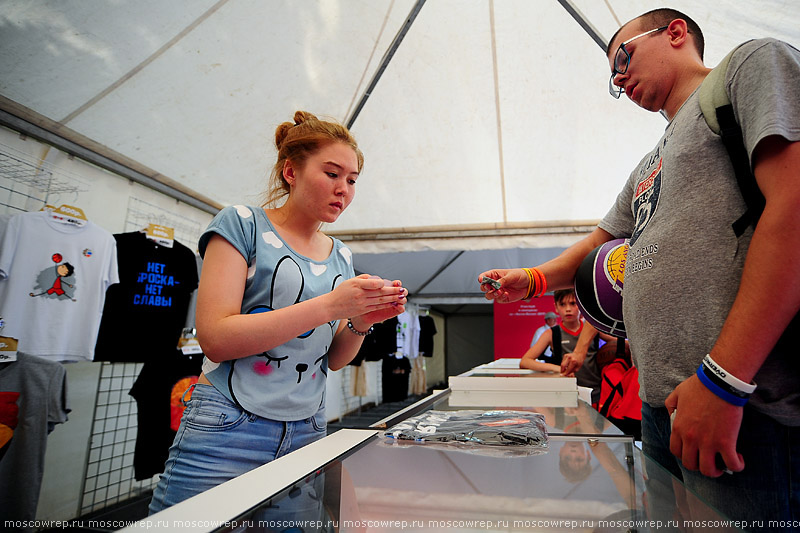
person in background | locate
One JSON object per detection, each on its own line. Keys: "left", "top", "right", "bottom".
{"left": 149, "top": 111, "right": 407, "bottom": 514}
{"left": 481, "top": 8, "right": 800, "bottom": 528}
{"left": 519, "top": 289, "right": 612, "bottom": 404}
{"left": 560, "top": 319, "right": 609, "bottom": 376}
{"left": 531, "top": 310, "right": 558, "bottom": 359}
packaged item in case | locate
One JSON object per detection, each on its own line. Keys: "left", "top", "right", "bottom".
{"left": 384, "top": 410, "right": 548, "bottom": 455}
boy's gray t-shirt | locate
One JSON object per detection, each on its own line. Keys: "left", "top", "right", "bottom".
{"left": 599, "top": 38, "right": 800, "bottom": 424}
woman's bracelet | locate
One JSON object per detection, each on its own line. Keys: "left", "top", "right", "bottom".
{"left": 346, "top": 319, "right": 374, "bottom": 337}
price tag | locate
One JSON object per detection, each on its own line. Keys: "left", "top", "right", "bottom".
{"left": 178, "top": 335, "right": 203, "bottom": 355}
{"left": 180, "top": 338, "right": 203, "bottom": 355}
{"left": 146, "top": 224, "right": 175, "bottom": 248}
{"left": 0, "top": 336, "right": 19, "bottom": 362}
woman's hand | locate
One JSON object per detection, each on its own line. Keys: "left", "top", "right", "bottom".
{"left": 326, "top": 274, "right": 407, "bottom": 326}
{"left": 327, "top": 276, "right": 407, "bottom": 370}
{"left": 478, "top": 268, "right": 530, "bottom": 303}
{"left": 352, "top": 279, "right": 407, "bottom": 328}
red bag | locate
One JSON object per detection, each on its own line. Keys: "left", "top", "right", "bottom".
{"left": 593, "top": 358, "right": 642, "bottom": 439}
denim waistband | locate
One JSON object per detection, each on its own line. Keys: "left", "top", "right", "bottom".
{"left": 182, "top": 382, "right": 233, "bottom": 406}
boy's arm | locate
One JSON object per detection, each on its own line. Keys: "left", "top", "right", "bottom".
{"left": 481, "top": 228, "right": 616, "bottom": 303}
{"left": 537, "top": 228, "right": 617, "bottom": 290}
{"left": 519, "top": 328, "right": 560, "bottom": 372}
{"left": 521, "top": 359, "right": 562, "bottom": 373}
{"left": 667, "top": 136, "right": 800, "bottom": 477}
{"left": 530, "top": 326, "right": 546, "bottom": 347}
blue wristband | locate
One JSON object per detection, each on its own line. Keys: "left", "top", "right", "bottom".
{"left": 696, "top": 365, "right": 748, "bottom": 406}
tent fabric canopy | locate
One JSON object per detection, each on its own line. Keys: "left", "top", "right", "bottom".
{"left": 2, "top": 0, "right": 799, "bottom": 309}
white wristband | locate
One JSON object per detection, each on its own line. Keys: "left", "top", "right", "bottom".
{"left": 702, "top": 354, "right": 757, "bottom": 394}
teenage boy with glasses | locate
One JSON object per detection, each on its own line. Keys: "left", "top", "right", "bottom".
{"left": 480, "top": 8, "right": 800, "bottom": 529}
{"left": 608, "top": 25, "right": 668, "bottom": 99}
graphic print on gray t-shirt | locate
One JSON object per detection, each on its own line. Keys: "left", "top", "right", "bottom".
{"left": 630, "top": 159, "right": 662, "bottom": 247}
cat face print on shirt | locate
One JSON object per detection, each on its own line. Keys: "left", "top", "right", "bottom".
{"left": 243, "top": 252, "right": 341, "bottom": 386}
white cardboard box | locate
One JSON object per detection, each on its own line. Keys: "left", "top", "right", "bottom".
{"left": 447, "top": 389, "right": 579, "bottom": 408}
{"left": 448, "top": 371, "right": 577, "bottom": 392}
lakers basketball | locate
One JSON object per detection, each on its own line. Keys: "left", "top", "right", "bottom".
{"left": 574, "top": 238, "right": 629, "bottom": 337}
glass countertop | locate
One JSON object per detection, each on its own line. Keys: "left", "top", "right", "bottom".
{"left": 216, "top": 429, "right": 739, "bottom": 533}
{"left": 136, "top": 387, "right": 738, "bottom": 533}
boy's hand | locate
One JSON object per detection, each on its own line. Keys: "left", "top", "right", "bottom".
{"left": 666, "top": 376, "right": 744, "bottom": 477}
{"left": 478, "top": 268, "right": 529, "bottom": 302}
{"left": 561, "top": 350, "right": 586, "bottom": 375}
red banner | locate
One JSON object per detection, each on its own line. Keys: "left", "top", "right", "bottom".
{"left": 493, "top": 296, "right": 555, "bottom": 359}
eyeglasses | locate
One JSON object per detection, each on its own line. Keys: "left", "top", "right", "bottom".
{"left": 609, "top": 25, "right": 669, "bottom": 98}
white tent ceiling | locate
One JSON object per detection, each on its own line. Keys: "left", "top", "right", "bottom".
{"left": 2, "top": 0, "right": 799, "bottom": 310}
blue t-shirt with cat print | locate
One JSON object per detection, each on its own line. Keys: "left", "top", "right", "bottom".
{"left": 198, "top": 205, "right": 355, "bottom": 420}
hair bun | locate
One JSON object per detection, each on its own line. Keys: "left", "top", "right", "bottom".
{"left": 293, "top": 110, "right": 318, "bottom": 126}
{"left": 276, "top": 110, "right": 320, "bottom": 149}
{"left": 274, "top": 122, "right": 292, "bottom": 150}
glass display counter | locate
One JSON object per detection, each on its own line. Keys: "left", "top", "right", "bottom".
{"left": 125, "top": 389, "right": 740, "bottom": 532}
{"left": 223, "top": 431, "right": 639, "bottom": 532}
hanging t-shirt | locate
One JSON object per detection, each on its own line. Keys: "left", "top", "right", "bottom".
{"left": 129, "top": 350, "right": 202, "bottom": 480}
{"left": 395, "top": 311, "right": 420, "bottom": 358}
{"left": 382, "top": 355, "right": 411, "bottom": 403}
{"left": 352, "top": 317, "right": 400, "bottom": 365}
{"left": 94, "top": 232, "right": 199, "bottom": 362}
{"left": 0, "top": 214, "right": 13, "bottom": 240}
{"left": 0, "top": 353, "right": 70, "bottom": 526}
{"left": 407, "top": 313, "right": 421, "bottom": 359}
{"left": 0, "top": 211, "right": 118, "bottom": 362}
{"left": 183, "top": 254, "right": 203, "bottom": 330}
{"left": 370, "top": 317, "right": 398, "bottom": 360}
{"left": 418, "top": 315, "right": 437, "bottom": 357}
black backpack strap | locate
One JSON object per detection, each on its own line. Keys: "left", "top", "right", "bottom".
{"left": 550, "top": 325, "right": 562, "bottom": 363}
{"left": 598, "top": 359, "right": 630, "bottom": 416}
{"left": 716, "top": 104, "right": 765, "bottom": 236}
{"left": 615, "top": 338, "right": 626, "bottom": 357}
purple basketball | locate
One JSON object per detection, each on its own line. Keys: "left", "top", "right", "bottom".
{"left": 573, "top": 239, "right": 628, "bottom": 337}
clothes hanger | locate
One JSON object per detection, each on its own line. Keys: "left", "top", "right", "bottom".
{"left": 143, "top": 223, "right": 175, "bottom": 248}
{"left": 46, "top": 204, "right": 88, "bottom": 227}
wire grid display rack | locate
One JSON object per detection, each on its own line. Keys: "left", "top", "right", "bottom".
{"left": 0, "top": 141, "right": 208, "bottom": 515}
{"left": 80, "top": 197, "right": 204, "bottom": 515}
{"left": 0, "top": 143, "right": 89, "bottom": 214}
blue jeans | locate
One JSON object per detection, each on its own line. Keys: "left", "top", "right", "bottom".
{"left": 148, "top": 383, "right": 327, "bottom": 515}
{"left": 641, "top": 402, "right": 800, "bottom": 532}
